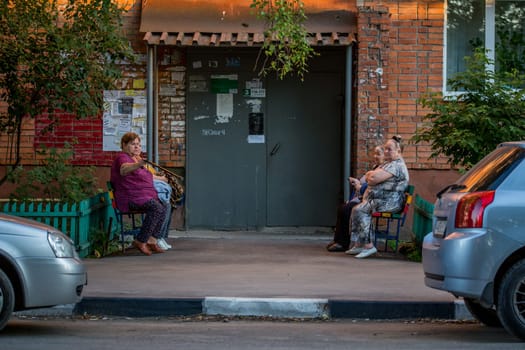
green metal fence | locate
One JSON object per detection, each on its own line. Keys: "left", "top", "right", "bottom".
{"left": 412, "top": 194, "right": 434, "bottom": 244}
{"left": 1, "top": 192, "right": 112, "bottom": 258}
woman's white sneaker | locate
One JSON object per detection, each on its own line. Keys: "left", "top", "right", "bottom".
{"left": 345, "top": 246, "right": 363, "bottom": 255}
{"left": 164, "top": 239, "right": 172, "bottom": 249}
{"left": 355, "top": 246, "right": 377, "bottom": 259}
{"left": 157, "top": 238, "right": 171, "bottom": 250}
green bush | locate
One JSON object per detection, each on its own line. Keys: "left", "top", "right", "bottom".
{"left": 8, "top": 143, "right": 100, "bottom": 203}
{"left": 89, "top": 227, "right": 121, "bottom": 258}
{"left": 398, "top": 240, "right": 422, "bottom": 263}
{"left": 413, "top": 49, "right": 525, "bottom": 170}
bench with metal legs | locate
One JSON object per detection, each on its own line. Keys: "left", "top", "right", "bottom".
{"left": 107, "top": 181, "right": 145, "bottom": 252}
{"left": 372, "top": 184, "right": 415, "bottom": 252}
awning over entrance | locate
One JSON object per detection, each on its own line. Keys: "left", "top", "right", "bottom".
{"left": 140, "top": 0, "right": 357, "bottom": 46}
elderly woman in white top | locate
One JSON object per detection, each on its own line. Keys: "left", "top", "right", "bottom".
{"left": 346, "top": 136, "right": 409, "bottom": 258}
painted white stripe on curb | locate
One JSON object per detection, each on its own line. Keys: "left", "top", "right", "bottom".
{"left": 203, "top": 297, "right": 329, "bottom": 318}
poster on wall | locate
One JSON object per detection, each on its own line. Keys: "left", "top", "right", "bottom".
{"left": 102, "top": 90, "right": 147, "bottom": 151}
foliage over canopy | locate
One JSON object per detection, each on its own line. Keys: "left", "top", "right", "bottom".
{"left": 413, "top": 49, "right": 525, "bottom": 170}
{"left": 0, "top": 0, "right": 134, "bottom": 180}
{"left": 250, "top": 0, "right": 317, "bottom": 80}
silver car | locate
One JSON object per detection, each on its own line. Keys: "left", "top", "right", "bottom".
{"left": 423, "top": 141, "right": 525, "bottom": 341}
{"left": 0, "top": 213, "right": 87, "bottom": 330}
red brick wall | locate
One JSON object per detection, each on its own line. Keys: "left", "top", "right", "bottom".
{"left": 354, "top": 1, "right": 460, "bottom": 203}
{"left": 355, "top": 1, "right": 448, "bottom": 177}
{"left": 354, "top": 6, "right": 391, "bottom": 173}
{"left": 0, "top": 0, "right": 146, "bottom": 169}
{"left": 122, "top": 0, "right": 145, "bottom": 53}
{"left": 34, "top": 113, "right": 114, "bottom": 166}
{"left": 1, "top": 0, "right": 459, "bottom": 202}
{"left": 156, "top": 47, "right": 187, "bottom": 168}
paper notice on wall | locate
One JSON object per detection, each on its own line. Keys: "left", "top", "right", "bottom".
{"left": 159, "top": 84, "right": 177, "bottom": 96}
{"left": 117, "top": 116, "right": 132, "bottom": 132}
{"left": 102, "top": 90, "right": 147, "bottom": 151}
{"left": 189, "top": 75, "right": 208, "bottom": 92}
{"left": 247, "top": 135, "right": 265, "bottom": 143}
{"left": 216, "top": 93, "right": 233, "bottom": 124}
{"left": 133, "top": 79, "right": 145, "bottom": 89}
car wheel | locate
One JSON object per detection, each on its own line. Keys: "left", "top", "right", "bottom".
{"left": 464, "top": 298, "right": 502, "bottom": 327}
{"left": 0, "top": 269, "right": 15, "bottom": 331}
{"left": 497, "top": 259, "right": 525, "bottom": 341}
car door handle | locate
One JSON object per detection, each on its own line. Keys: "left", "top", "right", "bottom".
{"left": 270, "top": 143, "right": 281, "bottom": 156}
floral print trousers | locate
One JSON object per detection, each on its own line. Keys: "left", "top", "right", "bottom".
{"left": 350, "top": 196, "right": 403, "bottom": 246}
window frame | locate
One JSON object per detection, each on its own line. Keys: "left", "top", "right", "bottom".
{"left": 443, "top": 0, "right": 497, "bottom": 94}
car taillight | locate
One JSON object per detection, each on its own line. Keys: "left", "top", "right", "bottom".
{"left": 455, "top": 191, "right": 495, "bottom": 228}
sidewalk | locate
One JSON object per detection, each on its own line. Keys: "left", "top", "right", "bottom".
{"left": 23, "top": 230, "right": 472, "bottom": 320}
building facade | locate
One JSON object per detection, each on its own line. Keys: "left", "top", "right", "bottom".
{"left": 4, "top": 0, "right": 513, "bottom": 229}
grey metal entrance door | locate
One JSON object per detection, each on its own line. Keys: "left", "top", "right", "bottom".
{"left": 266, "top": 73, "right": 343, "bottom": 226}
{"left": 186, "top": 50, "right": 267, "bottom": 229}
{"left": 186, "top": 48, "right": 345, "bottom": 229}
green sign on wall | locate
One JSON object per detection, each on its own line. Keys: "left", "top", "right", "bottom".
{"left": 210, "top": 74, "right": 238, "bottom": 94}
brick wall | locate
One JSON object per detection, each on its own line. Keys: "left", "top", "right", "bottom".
{"left": 34, "top": 113, "right": 114, "bottom": 166}
{"left": 122, "top": 0, "right": 145, "bottom": 53}
{"left": 1, "top": 1, "right": 451, "bottom": 177}
{"left": 157, "top": 46, "right": 187, "bottom": 168}
{"left": 0, "top": 0, "right": 147, "bottom": 168}
{"left": 355, "top": 1, "right": 447, "bottom": 176}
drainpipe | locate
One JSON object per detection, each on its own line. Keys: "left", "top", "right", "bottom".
{"left": 146, "top": 44, "right": 155, "bottom": 161}
{"left": 485, "top": 0, "right": 496, "bottom": 73}
{"left": 146, "top": 44, "right": 159, "bottom": 162}
{"left": 153, "top": 45, "right": 159, "bottom": 164}
{"left": 344, "top": 44, "right": 353, "bottom": 200}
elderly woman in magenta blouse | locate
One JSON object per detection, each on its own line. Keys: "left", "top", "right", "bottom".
{"left": 110, "top": 132, "right": 168, "bottom": 256}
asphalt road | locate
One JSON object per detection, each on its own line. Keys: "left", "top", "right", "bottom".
{"left": 2, "top": 316, "right": 522, "bottom": 349}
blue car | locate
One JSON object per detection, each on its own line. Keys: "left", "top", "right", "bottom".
{"left": 0, "top": 213, "right": 87, "bottom": 330}
{"left": 423, "top": 141, "right": 525, "bottom": 341}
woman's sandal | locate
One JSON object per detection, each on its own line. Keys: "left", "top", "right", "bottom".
{"left": 148, "top": 243, "right": 165, "bottom": 253}
{"left": 133, "top": 240, "right": 152, "bottom": 256}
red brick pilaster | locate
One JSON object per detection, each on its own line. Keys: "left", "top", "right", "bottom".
{"left": 355, "top": 2, "right": 445, "bottom": 174}
{"left": 355, "top": 6, "right": 391, "bottom": 173}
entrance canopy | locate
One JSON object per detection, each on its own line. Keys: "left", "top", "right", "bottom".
{"left": 140, "top": 0, "right": 357, "bottom": 46}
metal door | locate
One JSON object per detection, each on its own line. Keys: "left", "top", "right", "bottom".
{"left": 266, "top": 73, "right": 343, "bottom": 226}
{"left": 186, "top": 50, "right": 266, "bottom": 229}
{"left": 186, "top": 48, "right": 344, "bottom": 229}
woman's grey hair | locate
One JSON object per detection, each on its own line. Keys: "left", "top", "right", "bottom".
{"left": 374, "top": 145, "right": 384, "bottom": 154}
{"left": 390, "top": 135, "right": 403, "bottom": 152}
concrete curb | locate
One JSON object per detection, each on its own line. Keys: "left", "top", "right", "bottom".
{"left": 17, "top": 297, "right": 473, "bottom": 321}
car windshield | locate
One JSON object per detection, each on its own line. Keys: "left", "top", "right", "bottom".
{"left": 454, "top": 145, "right": 525, "bottom": 192}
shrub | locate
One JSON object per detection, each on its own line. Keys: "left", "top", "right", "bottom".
{"left": 8, "top": 143, "right": 100, "bottom": 203}
{"left": 413, "top": 49, "right": 525, "bottom": 170}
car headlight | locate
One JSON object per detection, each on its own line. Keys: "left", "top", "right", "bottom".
{"left": 47, "top": 231, "right": 77, "bottom": 258}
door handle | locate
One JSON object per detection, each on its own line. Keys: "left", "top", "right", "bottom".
{"left": 270, "top": 142, "right": 281, "bottom": 156}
